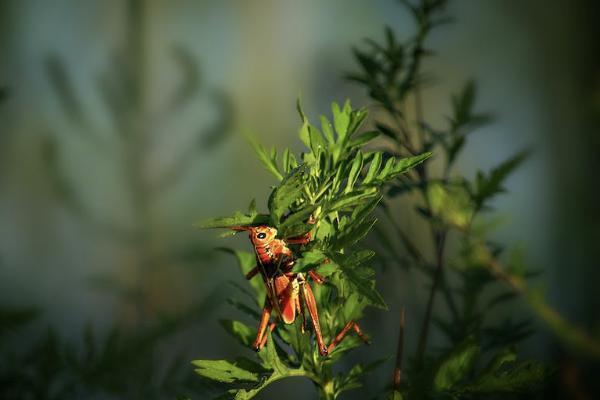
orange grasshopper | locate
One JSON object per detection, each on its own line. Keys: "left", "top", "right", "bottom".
{"left": 232, "top": 224, "right": 369, "bottom": 356}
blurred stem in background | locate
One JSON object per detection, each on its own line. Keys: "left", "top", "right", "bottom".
{"left": 44, "top": 0, "right": 232, "bottom": 326}
{"left": 1, "top": 0, "right": 235, "bottom": 397}
{"left": 349, "top": 0, "right": 600, "bottom": 397}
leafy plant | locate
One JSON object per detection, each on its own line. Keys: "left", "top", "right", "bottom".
{"left": 0, "top": 302, "right": 221, "bottom": 400}
{"left": 43, "top": 0, "right": 232, "bottom": 319}
{"left": 193, "top": 100, "right": 430, "bottom": 399}
{"left": 347, "top": 0, "right": 598, "bottom": 398}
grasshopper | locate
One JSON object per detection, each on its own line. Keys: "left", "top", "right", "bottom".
{"left": 232, "top": 225, "right": 369, "bottom": 356}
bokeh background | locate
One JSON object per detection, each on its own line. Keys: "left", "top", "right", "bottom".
{"left": 0, "top": 0, "right": 598, "bottom": 399}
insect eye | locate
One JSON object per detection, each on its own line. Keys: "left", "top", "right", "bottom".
{"left": 257, "top": 233, "right": 267, "bottom": 239}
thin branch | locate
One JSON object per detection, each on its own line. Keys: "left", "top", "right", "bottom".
{"left": 484, "top": 253, "right": 600, "bottom": 359}
{"left": 392, "top": 306, "right": 406, "bottom": 391}
{"left": 415, "top": 229, "right": 446, "bottom": 367}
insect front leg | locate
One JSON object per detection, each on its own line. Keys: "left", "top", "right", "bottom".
{"left": 285, "top": 231, "right": 312, "bottom": 245}
{"left": 252, "top": 296, "right": 273, "bottom": 351}
{"left": 245, "top": 265, "right": 260, "bottom": 280}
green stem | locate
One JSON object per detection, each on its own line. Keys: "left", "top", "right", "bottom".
{"left": 484, "top": 253, "right": 600, "bottom": 359}
{"left": 318, "top": 379, "right": 336, "bottom": 400}
{"left": 415, "top": 228, "right": 446, "bottom": 367}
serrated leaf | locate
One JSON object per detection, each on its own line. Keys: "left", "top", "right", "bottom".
{"left": 268, "top": 165, "right": 309, "bottom": 225}
{"left": 377, "top": 157, "right": 395, "bottom": 180}
{"left": 348, "top": 131, "right": 379, "bottom": 148}
{"left": 292, "top": 250, "right": 327, "bottom": 273}
{"left": 320, "top": 115, "right": 335, "bottom": 143}
{"left": 249, "top": 137, "right": 283, "bottom": 181}
{"left": 336, "top": 358, "right": 387, "bottom": 395}
{"left": 389, "top": 152, "right": 432, "bottom": 177}
{"left": 332, "top": 102, "right": 350, "bottom": 141}
{"left": 474, "top": 150, "right": 529, "bottom": 208}
{"left": 278, "top": 205, "right": 316, "bottom": 238}
{"left": 465, "top": 359, "right": 551, "bottom": 394}
{"left": 345, "top": 151, "right": 364, "bottom": 194}
{"left": 428, "top": 183, "right": 474, "bottom": 229}
{"left": 195, "top": 212, "right": 271, "bottom": 230}
{"left": 326, "top": 188, "right": 379, "bottom": 214}
{"left": 342, "top": 263, "right": 386, "bottom": 309}
{"left": 434, "top": 340, "right": 480, "bottom": 391}
{"left": 363, "top": 152, "right": 382, "bottom": 184}
{"left": 309, "top": 125, "right": 327, "bottom": 155}
{"left": 333, "top": 217, "right": 378, "bottom": 250}
{"left": 331, "top": 251, "right": 386, "bottom": 309}
{"left": 264, "top": 331, "right": 287, "bottom": 374}
{"left": 219, "top": 320, "right": 255, "bottom": 348}
{"left": 347, "top": 108, "right": 368, "bottom": 136}
{"left": 192, "top": 359, "right": 260, "bottom": 383}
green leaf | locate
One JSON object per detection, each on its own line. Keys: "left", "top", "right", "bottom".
{"left": 331, "top": 251, "right": 386, "bottom": 309}
{"left": 465, "top": 359, "right": 551, "bottom": 394}
{"left": 347, "top": 108, "right": 368, "bottom": 137}
{"left": 346, "top": 250, "right": 376, "bottom": 267}
{"left": 332, "top": 101, "right": 350, "bottom": 141}
{"left": 195, "top": 211, "right": 270, "bottom": 229}
{"left": 292, "top": 250, "right": 327, "bottom": 273}
{"left": 377, "top": 157, "right": 395, "bottom": 181}
{"left": 390, "top": 390, "right": 404, "bottom": 400}
{"left": 326, "top": 188, "right": 379, "bottom": 214}
{"left": 333, "top": 217, "right": 378, "bottom": 250}
{"left": 344, "top": 151, "right": 364, "bottom": 194}
{"left": 192, "top": 359, "right": 260, "bottom": 383}
{"left": 344, "top": 264, "right": 386, "bottom": 309}
{"left": 297, "top": 99, "right": 311, "bottom": 148}
{"left": 434, "top": 340, "right": 480, "bottom": 391}
{"left": 348, "top": 131, "right": 379, "bottom": 148}
{"left": 219, "top": 320, "right": 255, "bottom": 348}
{"left": 320, "top": 115, "right": 335, "bottom": 143}
{"left": 249, "top": 137, "right": 283, "bottom": 181}
{"left": 336, "top": 358, "right": 387, "bottom": 395}
{"left": 264, "top": 331, "right": 288, "bottom": 374}
{"left": 309, "top": 125, "right": 327, "bottom": 155}
{"left": 278, "top": 205, "right": 316, "bottom": 238}
{"left": 268, "top": 165, "right": 310, "bottom": 225}
{"left": 350, "top": 195, "right": 382, "bottom": 227}
{"left": 363, "top": 152, "right": 382, "bottom": 184}
{"left": 473, "top": 150, "right": 529, "bottom": 208}
{"left": 428, "top": 182, "right": 474, "bottom": 229}
{"left": 389, "top": 152, "right": 432, "bottom": 177}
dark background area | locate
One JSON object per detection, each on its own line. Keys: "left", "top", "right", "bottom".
{"left": 0, "top": 0, "right": 598, "bottom": 398}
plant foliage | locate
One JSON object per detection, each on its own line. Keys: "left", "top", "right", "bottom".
{"left": 343, "top": 0, "right": 600, "bottom": 398}
{"left": 194, "top": 101, "right": 430, "bottom": 399}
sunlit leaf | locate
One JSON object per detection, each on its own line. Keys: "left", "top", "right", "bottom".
{"left": 192, "top": 359, "right": 260, "bottom": 383}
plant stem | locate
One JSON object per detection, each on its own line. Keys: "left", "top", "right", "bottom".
{"left": 393, "top": 307, "right": 406, "bottom": 391}
{"left": 318, "top": 380, "right": 336, "bottom": 400}
{"left": 484, "top": 252, "right": 600, "bottom": 358}
{"left": 416, "top": 229, "right": 446, "bottom": 368}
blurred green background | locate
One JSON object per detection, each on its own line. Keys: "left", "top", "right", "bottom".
{"left": 0, "top": 0, "right": 598, "bottom": 398}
